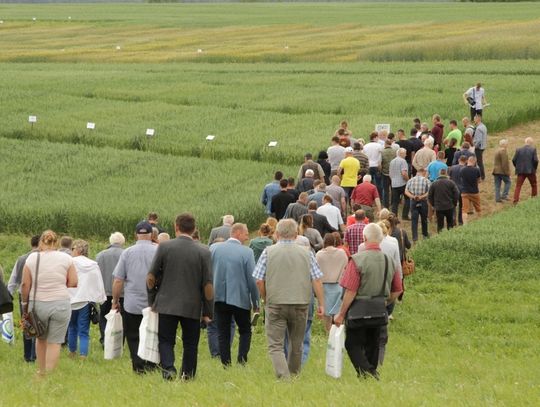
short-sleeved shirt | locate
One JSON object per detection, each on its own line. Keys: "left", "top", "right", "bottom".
{"left": 113, "top": 240, "right": 157, "bottom": 314}
{"left": 25, "top": 251, "right": 73, "bottom": 302}
{"left": 316, "top": 204, "right": 344, "bottom": 230}
{"left": 396, "top": 139, "right": 414, "bottom": 163}
{"left": 445, "top": 129, "right": 463, "bottom": 148}
{"left": 465, "top": 87, "right": 485, "bottom": 110}
{"left": 327, "top": 145, "right": 346, "bottom": 171}
{"left": 351, "top": 182, "right": 379, "bottom": 206}
{"left": 381, "top": 147, "right": 395, "bottom": 176}
{"left": 406, "top": 175, "right": 431, "bottom": 197}
{"left": 426, "top": 160, "right": 448, "bottom": 182}
{"left": 344, "top": 223, "right": 365, "bottom": 256}
{"left": 339, "top": 156, "right": 360, "bottom": 187}
{"left": 460, "top": 166, "right": 481, "bottom": 194}
{"left": 363, "top": 142, "right": 383, "bottom": 167}
{"left": 389, "top": 156, "right": 409, "bottom": 188}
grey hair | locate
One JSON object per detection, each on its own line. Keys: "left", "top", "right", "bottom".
{"left": 276, "top": 219, "right": 298, "bottom": 240}
{"left": 363, "top": 174, "right": 372, "bottom": 183}
{"left": 499, "top": 139, "right": 508, "bottom": 147}
{"left": 72, "top": 239, "right": 89, "bottom": 257}
{"left": 363, "top": 223, "right": 384, "bottom": 244}
{"left": 157, "top": 233, "right": 170, "bottom": 243}
{"left": 424, "top": 138, "right": 434, "bottom": 147}
{"left": 223, "top": 214, "right": 235, "bottom": 225}
{"left": 109, "top": 232, "right": 125, "bottom": 246}
{"left": 397, "top": 148, "right": 406, "bottom": 157}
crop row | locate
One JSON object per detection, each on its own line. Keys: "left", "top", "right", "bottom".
{"left": 2, "top": 62, "right": 540, "bottom": 165}
{"left": 0, "top": 137, "right": 295, "bottom": 239}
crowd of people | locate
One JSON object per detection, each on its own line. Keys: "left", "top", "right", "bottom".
{"left": 1, "top": 108, "right": 538, "bottom": 382}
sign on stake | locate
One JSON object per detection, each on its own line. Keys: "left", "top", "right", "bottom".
{"left": 86, "top": 122, "right": 95, "bottom": 130}
{"left": 206, "top": 135, "right": 215, "bottom": 141}
{"left": 268, "top": 141, "right": 278, "bottom": 147}
{"left": 146, "top": 128, "right": 155, "bottom": 137}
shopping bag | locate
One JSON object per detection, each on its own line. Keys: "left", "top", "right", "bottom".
{"left": 104, "top": 309, "right": 123, "bottom": 360}
{"left": 1, "top": 312, "right": 15, "bottom": 345}
{"left": 325, "top": 324, "right": 345, "bottom": 379}
{"left": 137, "top": 307, "right": 160, "bottom": 364}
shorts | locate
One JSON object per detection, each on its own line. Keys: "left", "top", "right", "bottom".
{"left": 461, "top": 193, "right": 481, "bottom": 214}
{"left": 31, "top": 299, "right": 71, "bottom": 343}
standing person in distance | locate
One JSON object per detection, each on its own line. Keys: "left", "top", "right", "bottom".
{"left": 210, "top": 223, "right": 259, "bottom": 367}
{"left": 460, "top": 156, "right": 482, "bottom": 224}
{"left": 21, "top": 230, "right": 78, "bottom": 375}
{"left": 492, "top": 139, "right": 512, "bottom": 203}
{"left": 96, "top": 232, "right": 125, "bottom": 347}
{"left": 472, "top": 115, "right": 488, "bottom": 181}
{"left": 428, "top": 169, "right": 460, "bottom": 233}
{"left": 112, "top": 221, "right": 158, "bottom": 374}
{"left": 261, "top": 171, "right": 283, "bottom": 216}
{"left": 405, "top": 168, "right": 431, "bottom": 242}
{"left": 463, "top": 82, "right": 487, "bottom": 120}
{"left": 147, "top": 213, "right": 214, "bottom": 381}
{"left": 512, "top": 137, "right": 538, "bottom": 204}
{"left": 208, "top": 215, "right": 234, "bottom": 245}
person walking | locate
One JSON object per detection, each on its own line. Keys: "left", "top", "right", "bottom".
{"left": 512, "top": 137, "right": 538, "bottom": 204}
{"left": 473, "top": 115, "right": 488, "bottom": 180}
{"left": 333, "top": 223, "right": 402, "bottom": 379}
{"left": 428, "top": 169, "right": 460, "bottom": 232}
{"left": 405, "top": 168, "right": 431, "bottom": 242}
{"left": 147, "top": 213, "right": 214, "bottom": 381}
{"left": 21, "top": 230, "right": 78, "bottom": 375}
{"left": 463, "top": 82, "right": 487, "bottom": 120}
{"left": 208, "top": 215, "right": 234, "bottom": 245}
{"left": 492, "top": 139, "right": 512, "bottom": 203}
{"left": 389, "top": 148, "right": 410, "bottom": 220}
{"left": 112, "top": 221, "right": 158, "bottom": 373}
{"left": 95, "top": 232, "right": 125, "bottom": 347}
{"left": 460, "top": 156, "right": 482, "bottom": 224}
{"left": 68, "top": 240, "right": 106, "bottom": 359}
{"left": 210, "top": 223, "right": 259, "bottom": 367}
{"left": 253, "top": 219, "right": 324, "bottom": 379}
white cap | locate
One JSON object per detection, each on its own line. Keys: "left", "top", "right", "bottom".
{"left": 345, "top": 146, "right": 354, "bottom": 153}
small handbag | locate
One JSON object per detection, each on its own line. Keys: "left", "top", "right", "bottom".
{"left": 21, "top": 253, "right": 45, "bottom": 339}
{"left": 346, "top": 255, "right": 389, "bottom": 328}
{"left": 89, "top": 302, "right": 99, "bottom": 325}
{"left": 400, "top": 229, "right": 415, "bottom": 277}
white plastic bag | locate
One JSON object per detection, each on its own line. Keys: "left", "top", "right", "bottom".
{"left": 325, "top": 324, "right": 345, "bottom": 378}
{"left": 137, "top": 307, "right": 160, "bottom": 364}
{"left": 1, "top": 312, "right": 15, "bottom": 345}
{"left": 104, "top": 309, "right": 123, "bottom": 360}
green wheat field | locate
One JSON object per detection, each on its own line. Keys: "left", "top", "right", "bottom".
{"left": 1, "top": 2, "right": 539, "bottom": 406}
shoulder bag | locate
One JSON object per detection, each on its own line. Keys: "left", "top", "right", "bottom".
{"left": 400, "top": 229, "right": 415, "bottom": 277}
{"left": 89, "top": 302, "right": 99, "bottom": 325}
{"left": 346, "top": 255, "right": 389, "bottom": 328}
{"left": 21, "top": 253, "right": 45, "bottom": 339}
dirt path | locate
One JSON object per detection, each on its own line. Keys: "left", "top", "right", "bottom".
{"left": 402, "top": 120, "right": 538, "bottom": 238}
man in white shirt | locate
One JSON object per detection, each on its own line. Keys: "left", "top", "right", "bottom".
{"left": 463, "top": 82, "right": 487, "bottom": 120}
{"left": 362, "top": 132, "right": 384, "bottom": 199}
{"left": 316, "top": 195, "right": 345, "bottom": 232}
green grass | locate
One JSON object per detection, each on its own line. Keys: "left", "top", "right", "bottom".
{"left": 1, "top": 199, "right": 540, "bottom": 405}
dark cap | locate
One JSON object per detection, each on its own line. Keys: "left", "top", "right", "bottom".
{"left": 135, "top": 221, "right": 153, "bottom": 234}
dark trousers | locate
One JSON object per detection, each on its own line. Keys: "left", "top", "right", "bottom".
{"left": 123, "top": 310, "right": 156, "bottom": 373}
{"left": 345, "top": 325, "right": 382, "bottom": 377}
{"left": 410, "top": 199, "right": 429, "bottom": 241}
{"left": 470, "top": 107, "right": 482, "bottom": 121}
{"left": 391, "top": 185, "right": 410, "bottom": 219}
{"left": 369, "top": 167, "right": 383, "bottom": 200}
{"left": 215, "top": 302, "right": 252, "bottom": 366}
{"left": 436, "top": 208, "right": 454, "bottom": 232}
{"left": 476, "top": 148, "right": 485, "bottom": 180}
{"left": 18, "top": 296, "right": 36, "bottom": 362}
{"left": 513, "top": 173, "right": 538, "bottom": 203}
{"left": 382, "top": 175, "right": 391, "bottom": 209}
{"left": 455, "top": 194, "right": 463, "bottom": 225}
{"left": 99, "top": 296, "right": 124, "bottom": 345}
{"left": 158, "top": 313, "right": 200, "bottom": 380}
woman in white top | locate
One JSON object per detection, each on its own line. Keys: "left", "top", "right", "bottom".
{"left": 21, "top": 230, "right": 78, "bottom": 375}
{"left": 68, "top": 240, "right": 106, "bottom": 358}
{"left": 316, "top": 233, "right": 348, "bottom": 332}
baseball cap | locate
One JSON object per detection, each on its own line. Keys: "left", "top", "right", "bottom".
{"left": 135, "top": 221, "right": 153, "bottom": 234}
{"left": 345, "top": 146, "right": 354, "bottom": 153}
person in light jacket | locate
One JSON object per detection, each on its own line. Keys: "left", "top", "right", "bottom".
{"left": 68, "top": 240, "right": 106, "bottom": 358}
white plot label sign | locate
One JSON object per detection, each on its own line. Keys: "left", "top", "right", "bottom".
{"left": 28, "top": 115, "right": 37, "bottom": 123}
{"left": 87, "top": 122, "right": 95, "bottom": 130}
{"left": 268, "top": 141, "right": 278, "bottom": 147}
{"left": 146, "top": 128, "right": 155, "bottom": 137}
{"left": 206, "top": 135, "right": 215, "bottom": 141}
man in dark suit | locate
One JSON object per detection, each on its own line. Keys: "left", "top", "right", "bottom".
{"left": 307, "top": 201, "right": 336, "bottom": 237}
{"left": 147, "top": 213, "right": 214, "bottom": 381}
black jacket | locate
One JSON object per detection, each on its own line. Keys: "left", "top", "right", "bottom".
{"left": 428, "top": 176, "right": 460, "bottom": 211}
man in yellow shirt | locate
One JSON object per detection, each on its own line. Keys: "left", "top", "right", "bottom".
{"left": 338, "top": 147, "right": 361, "bottom": 199}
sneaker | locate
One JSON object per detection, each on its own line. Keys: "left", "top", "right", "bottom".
{"left": 496, "top": 200, "right": 502, "bottom": 203}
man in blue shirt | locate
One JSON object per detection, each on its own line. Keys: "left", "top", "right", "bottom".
{"left": 210, "top": 223, "right": 259, "bottom": 367}
{"left": 261, "top": 171, "right": 283, "bottom": 215}
{"left": 426, "top": 151, "right": 448, "bottom": 182}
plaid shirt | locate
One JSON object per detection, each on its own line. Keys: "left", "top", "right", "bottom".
{"left": 344, "top": 222, "right": 365, "bottom": 256}
{"left": 405, "top": 175, "right": 431, "bottom": 197}
{"left": 252, "top": 240, "right": 323, "bottom": 281}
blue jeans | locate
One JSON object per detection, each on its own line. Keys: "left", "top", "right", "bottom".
{"left": 494, "top": 175, "right": 511, "bottom": 201}
{"left": 410, "top": 199, "right": 429, "bottom": 241}
{"left": 68, "top": 303, "right": 90, "bottom": 356}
